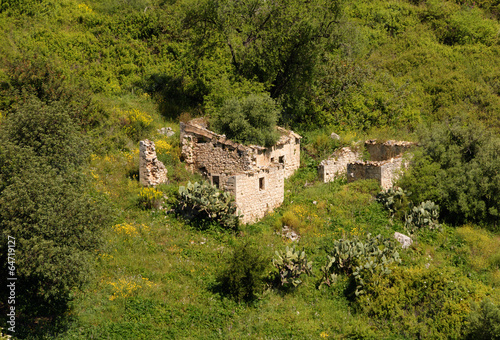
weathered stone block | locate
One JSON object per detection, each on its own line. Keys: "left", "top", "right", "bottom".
{"left": 139, "top": 139, "right": 168, "bottom": 187}
{"left": 394, "top": 232, "right": 412, "bottom": 249}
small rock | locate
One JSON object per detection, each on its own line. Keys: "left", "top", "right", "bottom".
{"left": 312, "top": 201, "right": 317, "bottom": 205}
{"left": 330, "top": 132, "right": 340, "bottom": 140}
{"left": 282, "top": 225, "right": 300, "bottom": 242}
{"left": 158, "top": 127, "right": 175, "bottom": 137}
{"left": 394, "top": 232, "right": 412, "bottom": 249}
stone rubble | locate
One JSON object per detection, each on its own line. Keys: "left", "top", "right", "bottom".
{"left": 158, "top": 127, "right": 175, "bottom": 137}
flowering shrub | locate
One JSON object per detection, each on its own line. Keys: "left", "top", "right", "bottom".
{"left": 108, "top": 276, "right": 155, "bottom": 301}
{"left": 112, "top": 223, "right": 150, "bottom": 237}
{"left": 138, "top": 187, "right": 163, "bottom": 209}
{"left": 155, "top": 139, "right": 172, "bottom": 155}
{"left": 118, "top": 108, "right": 153, "bottom": 141}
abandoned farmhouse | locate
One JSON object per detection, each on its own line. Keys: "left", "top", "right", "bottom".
{"left": 179, "top": 119, "right": 301, "bottom": 224}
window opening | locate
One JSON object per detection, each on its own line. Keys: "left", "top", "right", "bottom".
{"left": 212, "top": 175, "right": 220, "bottom": 189}
{"left": 259, "top": 177, "right": 265, "bottom": 191}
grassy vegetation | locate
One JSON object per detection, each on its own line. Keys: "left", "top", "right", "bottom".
{"left": 0, "top": 0, "right": 499, "bottom": 338}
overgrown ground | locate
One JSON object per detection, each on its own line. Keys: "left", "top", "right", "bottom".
{"left": 59, "top": 132, "right": 500, "bottom": 339}
{"left": 1, "top": 0, "right": 500, "bottom": 338}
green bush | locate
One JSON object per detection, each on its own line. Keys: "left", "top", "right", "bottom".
{"left": 399, "top": 118, "right": 500, "bottom": 229}
{"left": 0, "top": 98, "right": 112, "bottom": 318}
{"left": 1, "top": 96, "right": 90, "bottom": 173}
{"left": 359, "top": 265, "right": 489, "bottom": 339}
{"left": 210, "top": 93, "right": 280, "bottom": 147}
{"left": 177, "top": 181, "right": 239, "bottom": 230}
{"left": 466, "top": 299, "right": 500, "bottom": 339}
{"left": 217, "top": 242, "right": 269, "bottom": 303}
{"left": 272, "top": 246, "right": 313, "bottom": 289}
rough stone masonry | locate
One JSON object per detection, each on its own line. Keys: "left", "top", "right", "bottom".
{"left": 319, "top": 139, "right": 416, "bottom": 190}
{"left": 180, "top": 119, "right": 301, "bottom": 223}
{"left": 139, "top": 139, "right": 168, "bottom": 187}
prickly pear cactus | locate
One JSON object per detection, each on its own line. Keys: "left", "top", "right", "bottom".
{"left": 405, "top": 200, "right": 440, "bottom": 233}
{"left": 376, "top": 187, "right": 410, "bottom": 219}
{"left": 320, "top": 234, "right": 401, "bottom": 296}
{"left": 272, "top": 246, "right": 313, "bottom": 288}
{"left": 177, "top": 181, "right": 239, "bottom": 230}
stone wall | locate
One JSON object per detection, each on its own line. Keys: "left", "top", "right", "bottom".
{"left": 180, "top": 122, "right": 252, "bottom": 175}
{"left": 347, "top": 156, "right": 406, "bottom": 190}
{"left": 252, "top": 127, "right": 301, "bottom": 178}
{"left": 139, "top": 139, "right": 168, "bottom": 187}
{"left": 180, "top": 121, "right": 301, "bottom": 179}
{"left": 180, "top": 120, "right": 301, "bottom": 223}
{"left": 380, "top": 156, "right": 405, "bottom": 190}
{"left": 365, "top": 139, "right": 415, "bottom": 161}
{"left": 320, "top": 139, "right": 414, "bottom": 189}
{"left": 318, "top": 147, "right": 361, "bottom": 182}
{"left": 225, "top": 165, "right": 285, "bottom": 224}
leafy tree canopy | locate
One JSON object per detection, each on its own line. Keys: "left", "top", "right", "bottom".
{"left": 399, "top": 117, "right": 500, "bottom": 229}
{"left": 0, "top": 96, "right": 112, "bottom": 318}
{"left": 210, "top": 93, "right": 280, "bottom": 147}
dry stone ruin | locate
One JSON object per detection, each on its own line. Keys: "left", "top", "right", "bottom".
{"left": 139, "top": 139, "right": 168, "bottom": 187}
{"left": 319, "top": 139, "right": 415, "bottom": 190}
{"left": 180, "top": 119, "right": 301, "bottom": 223}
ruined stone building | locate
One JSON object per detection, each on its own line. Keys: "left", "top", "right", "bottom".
{"left": 180, "top": 119, "right": 301, "bottom": 223}
{"left": 319, "top": 139, "right": 415, "bottom": 190}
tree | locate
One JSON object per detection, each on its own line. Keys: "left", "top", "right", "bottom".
{"left": 210, "top": 93, "right": 280, "bottom": 147}
{"left": 180, "top": 0, "right": 342, "bottom": 124}
{"left": 0, "top": 96, "right": 111, "bottom": 319}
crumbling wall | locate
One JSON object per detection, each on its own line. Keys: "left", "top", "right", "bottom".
{"left": 318, "top": 147, "right": 361, "bottom": 182}
{"left": 180, "top": 122, "right": 252, "bottom": 175}
{"left": 252, "top": 127, "right": 301, "bottom": 178}
{"left": 347, "top": 156, "right": 407, "bottom": 190}
{"left": 347, "top": 161, "right": 383, "bottom": 184}
{"left": 365, "top": 140, "right": 415, "bottom": 161}
{"left": 180, "top": 120, "right": 301, "bottom": 223}
{"left": 180, "top": 121, "right": 301, "bottom": 178}
{"left": 380, "top": 156, "right": 405, "bottom": 190}
{"left": 226, "top": 165, "right": 285, "bottom": 224}
{"left": 139, "top": 139, "right": 168, "bottom": 187}
{"left": 320, "top": 139, "right": 414, "bottom": 189}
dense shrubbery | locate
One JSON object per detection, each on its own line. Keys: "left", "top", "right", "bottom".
{"left": 359, "top": 265, "right": 490, "bottom": 339}
{"left": 400, "top": 118, "right": 500, "bottom": 229}
{"left": 217, "top": 242, "right": 269, "bottom": 303}
{"left": 466, "top": 299, "right": 500, "bottom": 339}
{"left": 0, "top": 96, "right": 111, "bottom": 318}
